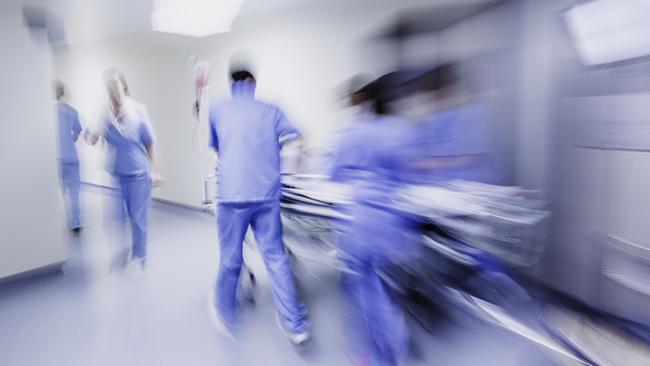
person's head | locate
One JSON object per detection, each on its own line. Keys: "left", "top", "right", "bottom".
{"left": 341, "top": 74, "right": 372, "bottom": 108}
{"left": 413, "top": 62, "right": 459, "bottom": 100}
{"left": 103, "top": 69, "right": 129, "bottom": 110}
{"left": 432, "top": 62, "right": 458, "bottom": 100}
{"left": 362, "top": 71, "right": 411, "bottom": 116}
{"left": 54, "top": 79, "right": 65, "bottom": 101}
{"left": 230, "top": 69, "right": 255, "bottom": 84}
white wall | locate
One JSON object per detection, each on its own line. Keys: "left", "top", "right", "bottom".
{"left": 0, "top": 0, "right": 67, "bottom": 278}
{"left": 53, "top": 4, "right": 400, "bottom": 207}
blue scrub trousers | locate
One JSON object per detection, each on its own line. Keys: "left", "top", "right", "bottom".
{"left": 60, "top": 163, "right": 81, "bottom": 229}
{"left": 117, "top": 174, "right": 151, "bottom": 260}
{"left": 342, "top": 261, "right": 407, "bottom": 366}
{"left": 341, "top": 203, "right": 414, "bottom": 366}
{"left": 215, "top": 200, "right": 309, "bottom": 333}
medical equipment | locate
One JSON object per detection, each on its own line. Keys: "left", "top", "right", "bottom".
{"left": 202, "top": 173, "right": 598, "bottom": 364}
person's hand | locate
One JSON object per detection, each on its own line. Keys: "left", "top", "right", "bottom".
{"left": 84, "top": 129, "right": 100, "bottom": 145}
{"left": 150, "top": 171, "right": 163, "bottom": 187}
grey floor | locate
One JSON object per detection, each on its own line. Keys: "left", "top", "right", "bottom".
{"left": 0, "top": 188, "right": 558, "bottom": 366}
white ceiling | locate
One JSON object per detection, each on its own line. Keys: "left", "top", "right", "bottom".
{"left": 46, "top": 0, "right": 342, "bottom": 43}
{"left": 45, "top": 0, "right": 490, "bottom": 44}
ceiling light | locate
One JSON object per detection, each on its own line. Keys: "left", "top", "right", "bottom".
{"left": 151, "top": 0, "right": 246, "bottom": 37}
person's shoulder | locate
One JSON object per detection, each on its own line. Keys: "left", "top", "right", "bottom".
{"left": 378, "top": 115, "right": 409, "bottom": 130}
{"left": 129, "top": 98, "right": 147, "bottom": 114}
{"left": 58, "top": 102, "right": 77, "bottom": 115}
{"left": 242, "top": 99, "right": 278, "bottom": 115}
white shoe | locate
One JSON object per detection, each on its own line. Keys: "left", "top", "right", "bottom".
{"left": 275, "top": 311, "right": 312, "bottom": 347}
{"left": 126, "top": 258, "right": 145, "bottom": 279}
{"left": 206, "top": 292, "right": 236, "bottom": 341}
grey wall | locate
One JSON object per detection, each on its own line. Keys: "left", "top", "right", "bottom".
{"left": 399, "top": 0, "right": 523, "bottom": 185}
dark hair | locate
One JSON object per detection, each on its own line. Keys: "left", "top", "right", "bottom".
{"left": 412, "top": 62, "right": 459, "bottom": 93}
{"left": 54, "top": 79, "right": 65, "bottom": 100}
{"left": 361, "top": 71, "right": 411, "bottom": 115}
{"left": 435, "top": 62, "right": 458, "bottom": 90}
{"left": 230, "top": 70, "right": 255, "bottom": 82}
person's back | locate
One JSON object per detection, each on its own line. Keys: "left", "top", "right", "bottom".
{"left": 209, "top": 80, "right": 298, "bottom": 203}
{"left": 54, "top": 81, "right": 83, "bottom": 232}
{"left": 207, "top": 69, "right": 309, "bottom": 346}
{"left": 415, "top": 102, "right": 494, "bottom": 184}
{"left": 56, "top": 102, "right": 81, "bottom": 165}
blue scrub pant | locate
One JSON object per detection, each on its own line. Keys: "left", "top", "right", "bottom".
{"left": 117, "top": 174, "right": 151, "bottom": 260}
{"left": 215, "top": 201, "right": 309, "bottom": 333}
{"left": 341, "top": 203, "right": 412, "bottom": 366}
{"left": 60, "top": 163, "right": 81, "bottom": 229}
{"left": 342, "top": 262, "right": 407, "bottom": 366}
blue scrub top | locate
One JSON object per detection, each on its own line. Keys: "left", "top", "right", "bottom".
{"left": 404, "top": 103, "right": 494, "bottom": 184}
{"left": 330, "top": 115, "right": 413, "bottom": 206}
{"left": 330, "top": 115, "right": 419, "bottom": 263}
{"left": 56, "top": 102, "right": 82, "bottom": 165}
{"left": 103, "top": 98, "right": 155, "bottom": 177}
{"left": 209, "top": 81, "right": 300, "bottom": 203}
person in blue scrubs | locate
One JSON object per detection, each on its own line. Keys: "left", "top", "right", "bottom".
{"left": 206, "top": 69, "right": 311, "bottom": 346}
{"left": 331, "top": 74, "right": 420, "bottom": 366}
{"left": 403, "top": 63, "right": 495, "bottom": 185}
{"left": 54, "top": 80, "right": 83, "bottom": 233}
{"left": 87, "top": 70, "right": 160, "bottom": 275}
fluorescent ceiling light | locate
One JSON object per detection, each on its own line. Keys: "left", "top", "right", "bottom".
{"left": 564, "top": 0, "right": 650, "bottom": 65}
{"left": 151, "top": 0, "right": 246, "bottom": 37}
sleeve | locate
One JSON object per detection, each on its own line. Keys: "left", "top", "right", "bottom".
{"left": 72, "top": 110, "right": 82, "bottom": 142}
{"left": 138, "top": 106, "right": 156, "bottom": 146}
{"left": 208, "top": 107, "right": 219, "bottom": 151}
{"left": 329, "top": 130, "right": 366, "bottom": 183}
{"left": 274, "top": 107, "right": 300, "bottom": 140}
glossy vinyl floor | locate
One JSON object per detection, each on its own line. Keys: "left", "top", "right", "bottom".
{"left": 0, "top": 188, "right": 556, "bottom": 366}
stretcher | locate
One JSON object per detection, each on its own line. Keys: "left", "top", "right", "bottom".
{"left": 202, "top": 173, "right": 595, "bottom": 364}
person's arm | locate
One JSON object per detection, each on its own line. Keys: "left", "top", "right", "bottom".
{"left": 72, "top": 110, "right": 82, "bottom": 142}
{"left": 208, "top": 107, "right": 219, "bottom": 154}
{"left": 274, "top": 107, "right": 305, "bottom": 171}
{"left": 145, "top": 143, "right": 161, "bottom": 185}
{"left": 139, "top": 107, "right": 162, "bottom": 185}
{"left": 274, "top": 108, "right": 301, "bottom": 146}
{"left": 84, "top": 119, "right": 106, "bottom": 146}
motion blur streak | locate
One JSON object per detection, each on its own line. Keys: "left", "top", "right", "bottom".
{"left": 1, "top": 0, "right": 649, "bottom": 365}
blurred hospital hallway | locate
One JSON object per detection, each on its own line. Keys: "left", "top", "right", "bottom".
{"left": 0, "top": 187, "right": 553, "bottom": 366}
{"left": 3, "top": 0, "right": 650, "bottom": 364}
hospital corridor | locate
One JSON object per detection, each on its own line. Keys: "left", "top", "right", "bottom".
{"left": 2, "top": 0, "right": 650, "bottom": 365}
{"left": 0, "top": 188, "right": 550, "bottom": 365}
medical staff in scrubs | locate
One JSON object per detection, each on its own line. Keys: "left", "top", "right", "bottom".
{"left": 331, "top": 74, "right": 419, "bottom": 366}
{"left": 54, "top": 80, "right": 83, "bottom": 233}
{"left": 403, "top": 63, "right": 495, "bottom": 185}
{"left": 206, "top": 69, "right": 311, "bottom": 346}
{"left": 86, "top": 70, "right": 160, "bottom": 275}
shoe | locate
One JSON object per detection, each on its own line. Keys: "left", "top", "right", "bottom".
{"left": 126, "top": 257, "right": 145, "bottom": 279}
{"left": 206, "top": 291, "right": 236, "bottom": 341}
{"left": 276, "top": 311, "right": 312, "bottom": 347}
{"left": 71, "top": 227, "right": 82, "bottom": 235}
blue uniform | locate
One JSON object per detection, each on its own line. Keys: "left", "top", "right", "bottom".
{"left": 404, "top": 103, "right": 494, "bottom": 184}
{"left": 56, "top": 102, "right": 82, "bottom": 229}
{"left": 103, "top": 98, "right": 155, "bottom": 260}
{"left": 331, "top": 115, "right": 418, "bottom": 366}
{"left": 209, "top": 81, "right": 308, "bottom": 333}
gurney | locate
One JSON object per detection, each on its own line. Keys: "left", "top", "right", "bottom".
{"left": 202, "top": 173, "right": 592, "bottom": 364}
